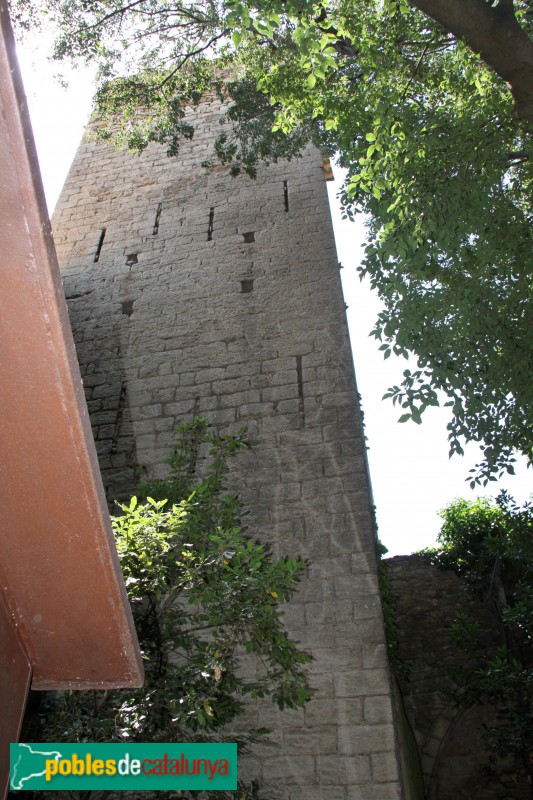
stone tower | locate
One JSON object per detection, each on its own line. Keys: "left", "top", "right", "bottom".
{"left": 52, "top": 91, "right": 404, "bottom": 799}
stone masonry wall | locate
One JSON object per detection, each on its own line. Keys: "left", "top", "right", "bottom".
{"left": 52, "top": 92, "right": 404, "bottom": 800}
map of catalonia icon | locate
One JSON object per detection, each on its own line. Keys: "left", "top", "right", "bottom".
{"left": 10, "top": 743, "right": 237, "bottom": 791}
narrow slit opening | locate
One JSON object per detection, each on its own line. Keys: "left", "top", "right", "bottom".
{"left": 207, "top": 207, "right": 215, "bottom": 241}
{"left": 110, "top": 382, "right": 127, "bottom": 454}
{"left": 296, "top": 355, "right": 305, "bottom": 427}
{"left": 283, "top": 181, "right": 289, "bottom": 212}
{"left": 153, "top": 203, "right": 163, "bottom": 235}
{"left": 94, "top": 228, "right": 106, "bottom": 263}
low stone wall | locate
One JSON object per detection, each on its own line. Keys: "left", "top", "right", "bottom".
{"left": 385, "top": 555, "right": 530, "bottom": 800}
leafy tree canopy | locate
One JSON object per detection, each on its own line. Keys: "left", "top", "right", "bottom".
{"left": 10, "top": 0, "right": 533, "bottom": 484}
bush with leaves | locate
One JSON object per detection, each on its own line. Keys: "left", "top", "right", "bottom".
{"left": 35, "top": 418, "right": 310, "bottom": 799}
{"left": 423, "top": 491, "right": 532, "bottom": 781}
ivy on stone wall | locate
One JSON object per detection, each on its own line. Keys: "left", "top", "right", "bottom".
{"left": 376, "top": 539, "right": 410, "bottom": 682}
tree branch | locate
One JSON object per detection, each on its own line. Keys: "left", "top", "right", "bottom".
{"left": 157, "top": 32, "right": 226, "bottom": 88}
{"left": 409, "top": 0, "right": 533, "bottom": 123}
{"left": 83, "top": 0, "right": 149, "bottom": 31}
{"left": 401, "top": 41, "right": 431, "bottom": 99}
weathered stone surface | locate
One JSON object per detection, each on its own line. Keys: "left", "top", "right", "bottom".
{"left": 52, "top": 92, "right": 403, "bottom": 798}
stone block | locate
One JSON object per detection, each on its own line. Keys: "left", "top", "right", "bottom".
{"left": 138, "top": 403, "right": 163, "bottom": 419}
{"left": 305, "top": 698, "right": 364, "bottom": 728}
{"left": 345, "top": 783, "right": 402, "bottom": 800}
{"left": 312, "top": 646, "right": 363, "bottom": 673}
{"left": 337, "top": 724, "right": 396, "bottom": 755}
{"left": 287, "top": 788, "right": 345, "bottom": 800}
{"left": 282, "top": 727, "right": 337, "bottom": 755}
{"left": 334, "top": 572, "right": 380, "bottom": 598}
{"left": 371, "top": 751, "right": 401, "bottom": 783}
{"left": 334, "top": 670, "right": 391, "bottom": 698}
{"left": 262, "top": 755, "right": 316, "bottom": 784}
{"left": 363, "top": 644, "right": 389, "bottom": 670}
{"left": 316, "top": 755, "right": 371, "bottom": 785}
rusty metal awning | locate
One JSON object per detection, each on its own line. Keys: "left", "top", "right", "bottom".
{"left": 0, "top": 2, "right": 143, "bottom": 795}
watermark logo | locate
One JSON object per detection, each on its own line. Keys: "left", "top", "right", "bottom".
{"left": 10, "top": 743, "right": 237, "bottom": 791}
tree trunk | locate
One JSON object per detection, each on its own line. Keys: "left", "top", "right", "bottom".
{"left": 411, "top": 0, "right": 533, "bottom": 124}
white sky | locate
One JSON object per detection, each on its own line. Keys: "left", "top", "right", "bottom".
{"left": 15, "top": 33, "right": 532, "bottom": 557}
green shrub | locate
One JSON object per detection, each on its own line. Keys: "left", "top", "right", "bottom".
{"left": 36, "top": 418, "right": 311, "bottom": 799}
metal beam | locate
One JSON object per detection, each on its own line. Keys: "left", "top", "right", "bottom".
{"left": 0, "top": 0, "right": 143, "bottom": 708}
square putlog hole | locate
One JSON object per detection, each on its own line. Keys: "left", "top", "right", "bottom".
{"left": 241, "top": 279, "right": 254, "bottom": 294}
{"left": 126, "top": 253, "right": 138, "bottom": 265}
{"left": 242, "top": 231, "right": 255, "bottom": 243}
{"left": 121, "top": 300, "right": 134, "bottom": 317}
